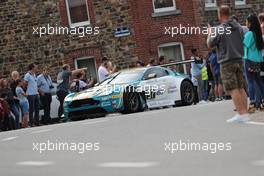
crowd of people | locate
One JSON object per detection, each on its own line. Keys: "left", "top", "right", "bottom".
{"left": 207, "top": 6, "right": 264, "bottom": 123}
{"left": 0, "top": 63, "right": 94, "bottom": 131}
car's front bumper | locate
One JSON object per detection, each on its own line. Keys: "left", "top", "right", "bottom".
{"left": 64, "top": 94, "right": 124, "bottom": 120}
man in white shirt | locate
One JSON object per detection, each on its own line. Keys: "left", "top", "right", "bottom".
{"left": 98, "top": 57, "right": 109, "bottom": 82}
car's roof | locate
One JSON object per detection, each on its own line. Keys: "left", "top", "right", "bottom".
{"left": 120, "top": 67, "right": 147, "bottom": 73}
{"left": 119, "top": 66, "right": 166, "bottom": 73}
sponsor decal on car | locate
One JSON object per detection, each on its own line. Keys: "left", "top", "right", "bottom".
{"left": 168, "top": 86, "right": 178, "bottom": 93}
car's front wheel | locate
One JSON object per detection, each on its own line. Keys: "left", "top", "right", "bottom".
{"left": 181, "top": 80, "right": 194, "bottom": 105}
{"left": 122, "top": 90, "right": 141, "bottom": 114}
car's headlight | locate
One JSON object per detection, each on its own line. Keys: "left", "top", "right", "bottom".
{"left": 64, "top": 93, "right": 75, "bottom": 102}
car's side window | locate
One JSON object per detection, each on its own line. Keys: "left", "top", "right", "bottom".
{"left": 143, "top": 69, "right": 154, "bottom": 80}
{"left": 143, "top": 68, "right": 170, "bottom": 80}
{"left": 152, "top": 68, "right": 169, "bottom": 78}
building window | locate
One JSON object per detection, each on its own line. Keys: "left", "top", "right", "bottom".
{"left": 158, "top": 42, "right": 186, "bottom": 73}
{"left": 205, "top": 0, "right": 216, "bottom": 7}
{"left": 75, "top": 57, "right": 98, "bottom": 82}
{"left": 235, "top": 0, "right": 246, "bottom": 5}
{"left": 152, "top": 0, "right": 176, "bottom": 13}
{"left": 66, "top": 0, "right": 90, "bottom": 27}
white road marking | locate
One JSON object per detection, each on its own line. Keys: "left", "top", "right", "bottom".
{"left": 1, "top": 136, "right": 18, "bottom": 142}
{"left": 31, "top": 129, "right": 52, "bottom": 134}
{"left": 83, "top": 119, "right": 109, "bottom": 125}
{"left": 252, "top": 160, "right": 264, "bottom": 166}
{"left": 246, "top": 121, "right": 264, "bottom": 126}
{"left": 97, "top": 162, "right": 159, "bottom": 168}
{"left": 16, "top": 161, "right": 55, "bottom": 166}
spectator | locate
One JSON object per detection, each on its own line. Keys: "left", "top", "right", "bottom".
{"left": 158, "top": 56, "right": 166, "bottom": 65}
{"left": 258, "top": 13, "right": 264, "bottom": 35}
{"left": 98, "top": 57, "right": 109, "bottom": 82}
{"left": 207, "top": 5, "right": 249, "bottom": 123}
{"left": 80, "top": 70, "right": 95, "bottom": 88}
{"left": 70, "top": 72, "right": 88, "bottom": 93}
{"left": 191, "top": 68, "right": 199, "bottom": 105}
{"left": 107, "top": 61, "right": 117, "bottom": 74}
{"left": 16, "top": 79, "right": 29, "bottom": 128}
{"left": 57, "top": 64, "right": 72, "bottom": 119}
{"left": 209, "top": 49, "right": 224, "bottom": 101}
{"left": 10, "top": 71, "right": 21, "bottom": 124}
{"left": 147, "top": 59, "right": 157, "bottom": 67}
{"left": 10, "top": 71, "right": 20, "bottom": 99}
{"left": 243, "top": 14, "right": 264, "bottom": 112}
{"left": 190, "top": 49, "right": 204, "bottom": 102}
{"left": 201, "top": 56, "right": 209, "bottom": 101}
{"left": 206, "top": 53, "right": 215, "bottom": 101}
{"left": 258, "top": 13, "right": 264, "bottom": 82}
{"left": 0, "top": 98, "right": 14, "bottom": 131}
{"left": 24, "top": 63, "right": 40, "bottom": 126}
{"left": 37, "top": 67, "right": 53, "bottom": 124}
{"left": 0, "top": 78, "right": 20, "bottom": 129}
{"left": 136, "top": 60, "right": 145, "bottom": 67}
{"left": 56, "top": 64, "right": 86, "bottom": 119}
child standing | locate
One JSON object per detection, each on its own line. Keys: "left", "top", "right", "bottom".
{"left": 16, "top": 79, "right": 29, "bottom": 128}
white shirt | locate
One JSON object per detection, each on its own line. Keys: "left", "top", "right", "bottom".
{"left": 98, "top": 66, "right": 109, "bottom": 82}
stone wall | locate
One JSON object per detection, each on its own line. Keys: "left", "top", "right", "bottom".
{"left": 203, "top": 0, "right": 264, "bottom": 25}
{"left": 0, "top": 0, "right": 137, "bottom": 80}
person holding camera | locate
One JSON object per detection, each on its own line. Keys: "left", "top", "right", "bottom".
{"left": 37, "top": 67, "right": 53, "bottom": 125}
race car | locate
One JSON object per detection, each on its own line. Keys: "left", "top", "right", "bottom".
{"left": 64, "top": 66, "right": 194, "bottom": 120}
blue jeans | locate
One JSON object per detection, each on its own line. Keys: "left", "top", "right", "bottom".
{"left": 202, "top": 80, "right": 208, "bottom": 101}
{"left": 27, "top": 95, "right": 40, "bottom": 126}
{"left": 245, "top": 61, "right": 264, "bottom": 107}
{"left": 10, "top": 104, "right": 20, "bottom": 129}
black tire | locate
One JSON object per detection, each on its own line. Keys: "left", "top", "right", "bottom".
{"left": 122, "top": 90, "right": 141, "bottom": 114}
{"left": 180, "top": 80, "right": 194, "bottom": 105}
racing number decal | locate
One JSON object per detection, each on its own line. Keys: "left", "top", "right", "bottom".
{"left": 146, "top": 90, "right": 156, "bottom": 100}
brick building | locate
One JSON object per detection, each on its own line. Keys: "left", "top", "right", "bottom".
{"left": 0, "top": 0, "right": 263, "bottom": 80}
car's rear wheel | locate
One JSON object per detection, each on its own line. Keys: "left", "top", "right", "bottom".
{"left": 122, "top": 90, "right": 140, "bottom": 114}
{"left": 181, "top": 80, "right": 194, "bottom": 105}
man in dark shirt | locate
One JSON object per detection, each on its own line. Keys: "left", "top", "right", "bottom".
{"left": 207, "top": 5, "right": 249, "bottom": 123}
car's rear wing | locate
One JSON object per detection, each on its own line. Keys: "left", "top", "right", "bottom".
{"left": 159, "top": 59, "right": 195, "bottom": 68}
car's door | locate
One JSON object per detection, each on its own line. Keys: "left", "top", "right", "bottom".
{"left": 153, "top": 67, "right": 176, "bottom": 106}
{"left": 140, "top": 67, "right": 174, "bottom": 108}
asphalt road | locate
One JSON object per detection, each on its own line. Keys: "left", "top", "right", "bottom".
{"left": 0, "top": 100, "right": 264, "bottom": 176}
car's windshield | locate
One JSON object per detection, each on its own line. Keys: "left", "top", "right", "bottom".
{"left": 99, "top": 70, "right": 143, "bottom": 85}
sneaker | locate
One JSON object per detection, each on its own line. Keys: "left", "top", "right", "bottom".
{"left": 248, "top": 103, "right": 256, "bottom": 113}
{"left": 215, "top": 98, "right": 220, "bottom": 101}
{"left": 260, "top": 100, "right": 264, "bottom": 111}
{"left": 226, "top": 113, "right": 250, "bottom": 123}
{"left": 199, "top": 100, "right": 208, "bottom": 104}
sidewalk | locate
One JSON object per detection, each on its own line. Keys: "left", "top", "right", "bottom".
{"left": 250, "top": 111, "right": 264, "bottom": 123}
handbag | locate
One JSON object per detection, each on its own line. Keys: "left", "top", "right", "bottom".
{"left": 246, "top": 59, "right": 261, "bottom": 73}
{"left": 261, "top": 58, "right": 264, "bottom": 72}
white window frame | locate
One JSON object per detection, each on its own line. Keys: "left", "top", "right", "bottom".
{"left": 158, "top": 42, "right": 187, "bottom": 74}
{"left": 152, "top": 0, "right": 176, "bottom": 13}
{"left": 205, "top": 0, "right": 217, "bottom": 7}
{"left": 74, "top": 56, "right": 98, "bottom": 80}
{"left": 235, "top": 0, "right": 246, "bottom": 5}
{"left": 65, "top": 0, "right": 90, "bottom": 27}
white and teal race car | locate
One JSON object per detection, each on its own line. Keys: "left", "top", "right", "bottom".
{"left": 64, "top": 66, "right": 194, "bottom": 120}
